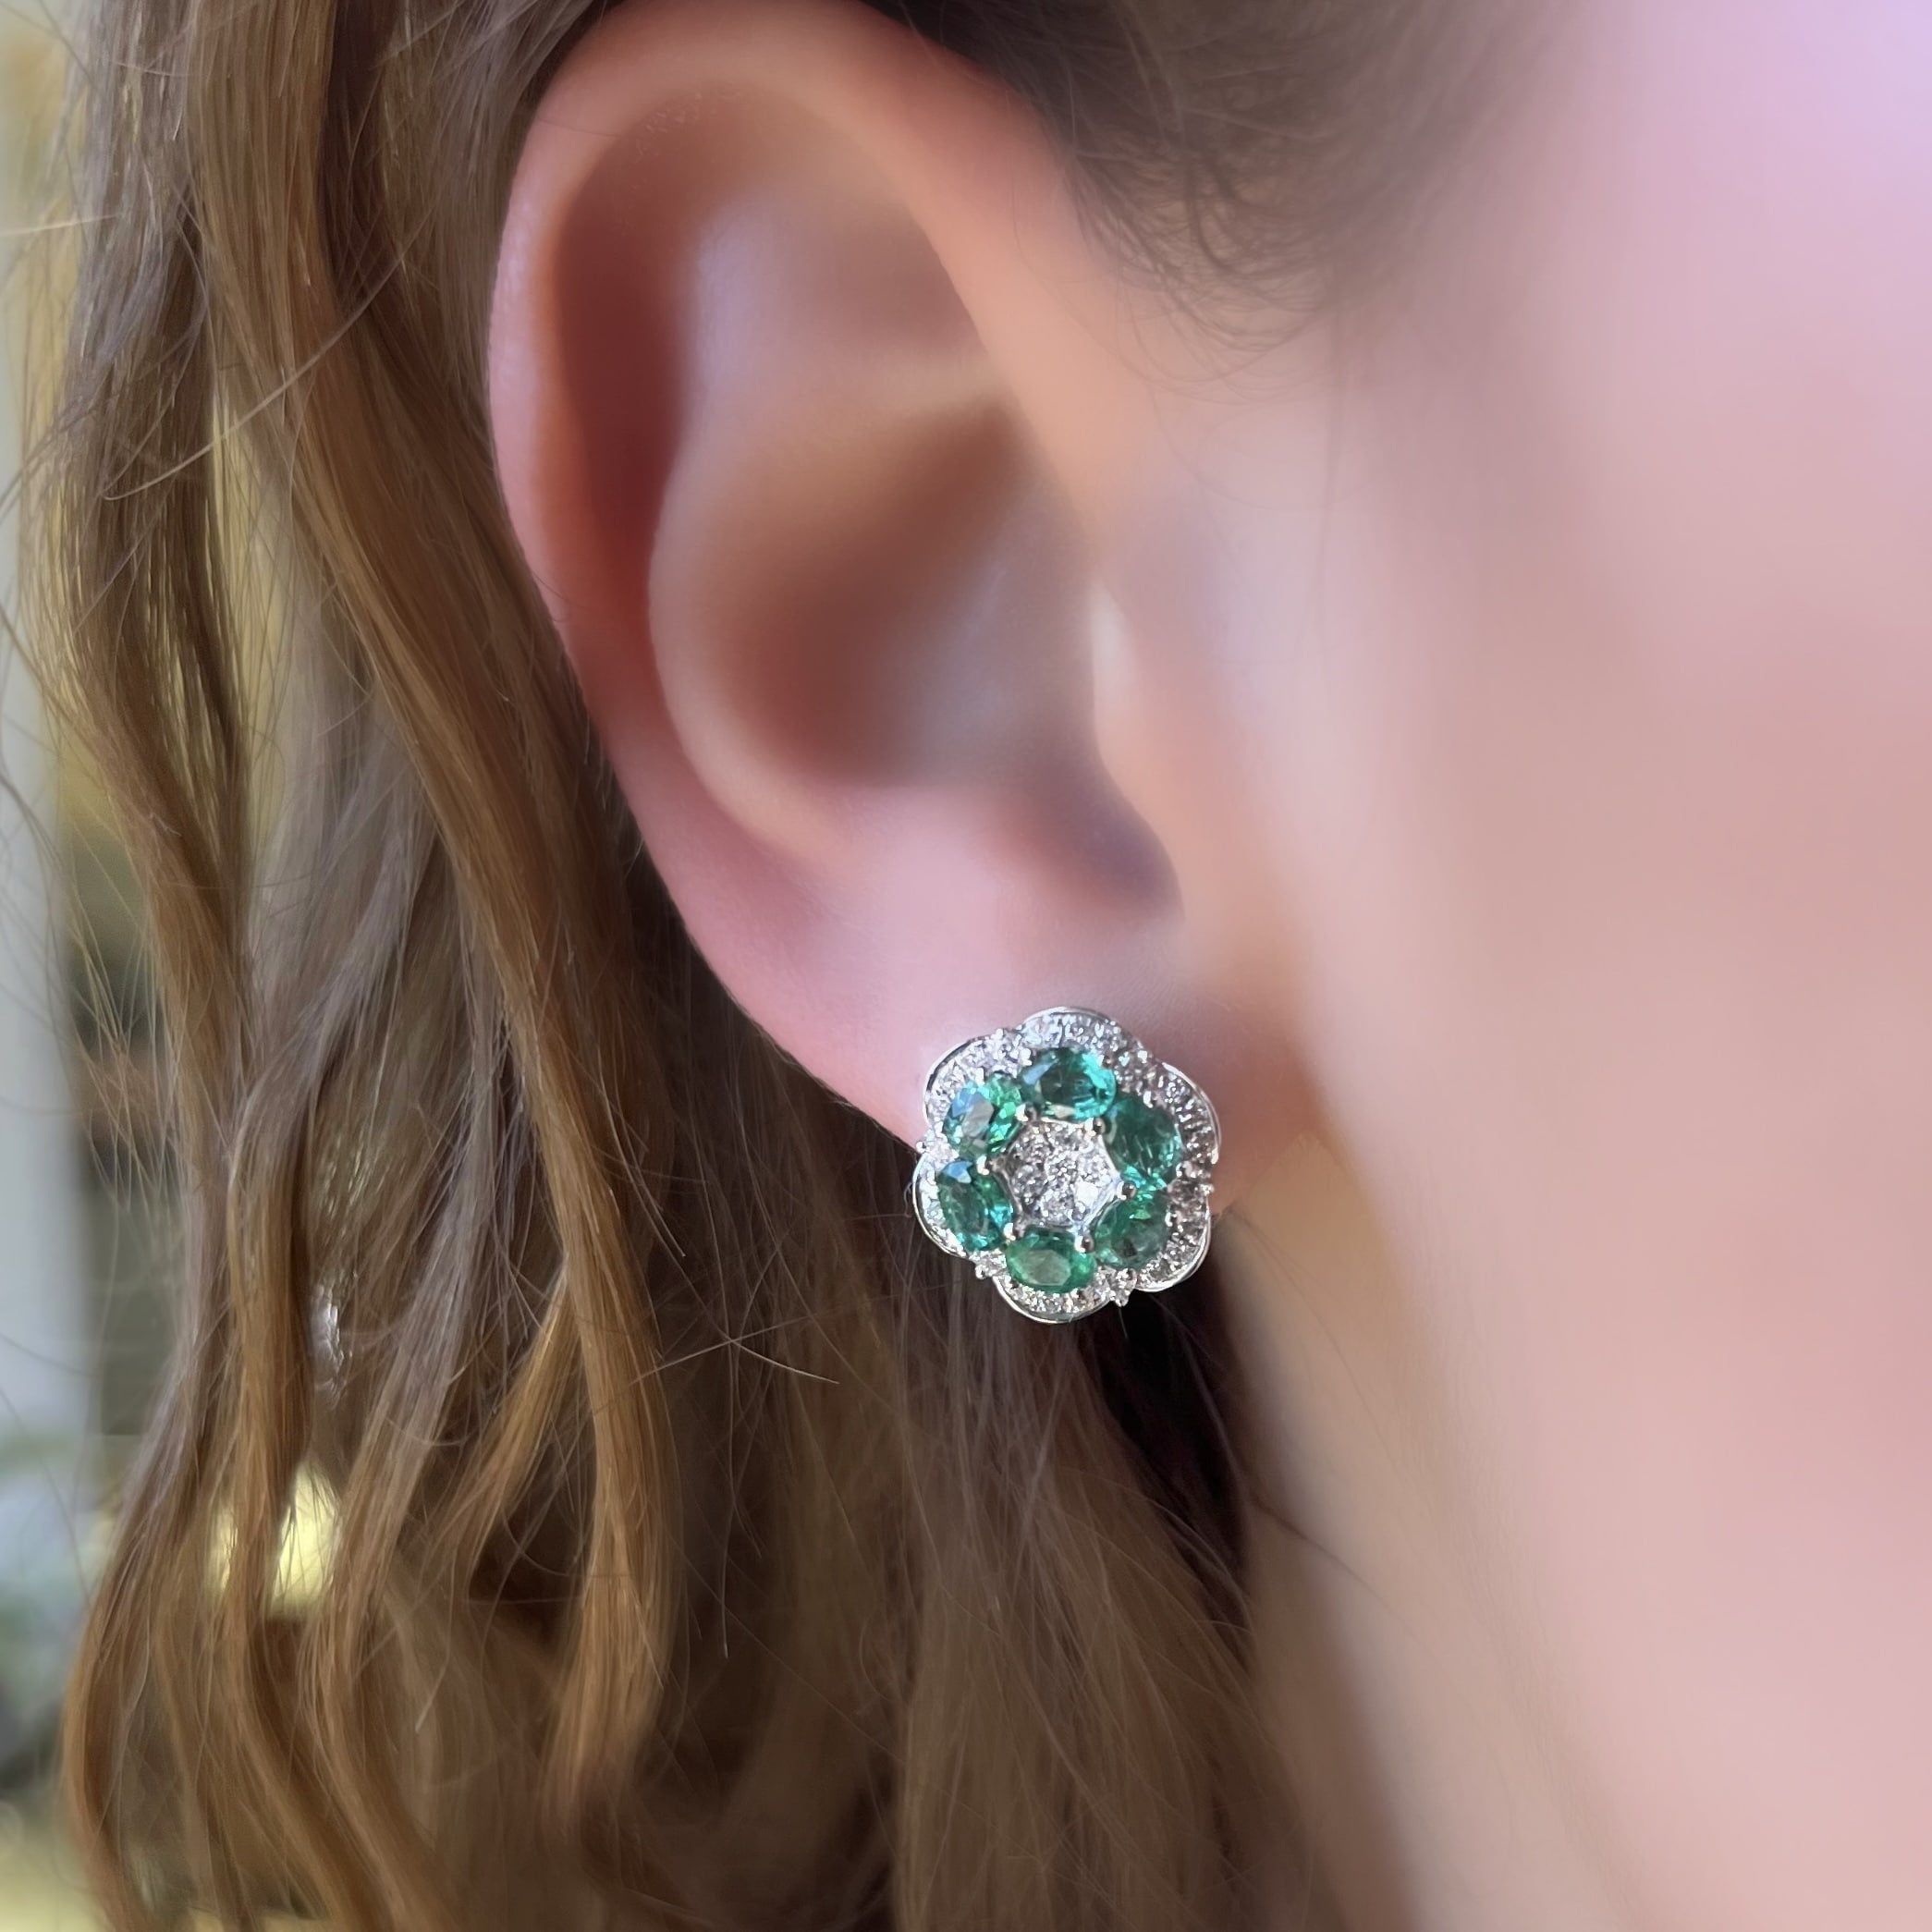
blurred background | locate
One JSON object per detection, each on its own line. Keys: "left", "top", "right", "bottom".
{"left": 1, "top": 14, "right": 174, "bottom": 1926}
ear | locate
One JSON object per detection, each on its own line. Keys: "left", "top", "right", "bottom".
{"left": 487, "top": 0, "right": 1297, "bottom": 1183}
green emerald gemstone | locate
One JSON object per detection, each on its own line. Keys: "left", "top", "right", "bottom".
{"left": 1018, "top": 1046, "right": 1116, "bottom": 1122}
{"left": 935, "top": 1159, "right": 1014, "bottom": 1253}
{"left": 944, "top": 1072, "right": 1024, "bottom": 1154}
{"left": 1092, "top": 1192, "right": 1170, "bottom": 1271}
{"left": 1104, "top": 1093, "right": 1183, "bottom": 1191}
{"left": 1004, "top": 1228, "right": 1096, "bottom": 1295}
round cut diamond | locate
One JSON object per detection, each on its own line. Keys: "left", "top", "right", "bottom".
{"left": 996, "top": 1119, "right": 1119, "bottom": 1229}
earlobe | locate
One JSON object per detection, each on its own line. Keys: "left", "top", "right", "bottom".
{"left": 486, "top": 0, "right": 1298, "bottom": 1191}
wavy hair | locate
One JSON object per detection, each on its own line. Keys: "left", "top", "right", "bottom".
{"left": 24, "top": 0, "right": 1433, "bottom": 1925}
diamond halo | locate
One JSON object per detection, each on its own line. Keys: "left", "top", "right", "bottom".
{"left": 911, "top": 1008, "right": 1220, "bottom": 1323}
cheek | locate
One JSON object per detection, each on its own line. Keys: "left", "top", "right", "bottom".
{"left": 1282, "top": 2, "right": 1932, "bottom": 1922}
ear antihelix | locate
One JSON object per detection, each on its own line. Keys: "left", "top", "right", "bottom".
{"left": 911, "top": 1005, "right": 1219, "bottom": 1323}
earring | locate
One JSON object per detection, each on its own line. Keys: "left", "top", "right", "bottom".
{"left": 911, "top": 1007, "right": 1219, "bottom": 1323}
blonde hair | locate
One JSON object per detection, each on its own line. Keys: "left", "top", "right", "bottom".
{"left": 16, "top": 0, "right": 1422, "bottom": 1924}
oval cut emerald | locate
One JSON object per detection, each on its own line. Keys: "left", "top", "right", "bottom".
{"left": 1004, "top": 1228, "right": 1096, "bottom": 1295}
{"left": 935, "top": 1159, "right": 1014, "bottom": 1252}
{"left": 944, "top": 1072, "right": 1024, "bottom": 1154}
{"left": 1104, "top": 1093, "right": 1183, "bottom": 1191}
{"left": 1092, "top": 1192, "right": 1169, "bottom": 1271}
{"left": 1018, "top": 1046, "right": 1116, "bottom": 1122}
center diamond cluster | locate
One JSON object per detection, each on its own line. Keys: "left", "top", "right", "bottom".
{"left": 996, "top": 1119, "right": 1119, "bottom": 1229}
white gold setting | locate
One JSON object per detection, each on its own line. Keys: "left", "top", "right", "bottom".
{"left": 911, "top": 1007, "right": 1220, "bottom": 1324}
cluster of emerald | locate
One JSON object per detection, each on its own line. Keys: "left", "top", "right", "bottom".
{"left": 912, "top": 1008, "right": 1217, "bottom": 1323}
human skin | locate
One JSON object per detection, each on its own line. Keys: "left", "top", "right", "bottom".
{"left": 488, "top": 1, "right": 1932, "bottom": 1926}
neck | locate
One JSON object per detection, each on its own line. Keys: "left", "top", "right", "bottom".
{"left": 1223, "top": 1131, "right": 1632, "bottom": 1932}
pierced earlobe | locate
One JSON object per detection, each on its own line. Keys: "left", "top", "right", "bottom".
{"left": 911, "top": 1007, "right": 1219, "bottom": 1323}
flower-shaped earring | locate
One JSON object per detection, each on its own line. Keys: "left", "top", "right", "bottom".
{"left": 911, "top": 1007, "right": 1220, "bottom": 1322}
